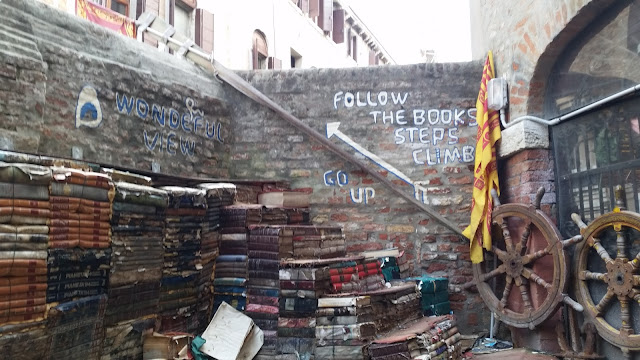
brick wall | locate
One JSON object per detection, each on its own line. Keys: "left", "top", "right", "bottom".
{"left": 473, "top": 0, "right": 616, "bottom": 117}
{"left": 229, "top": 63, "right": 490, "bottom": 332}
{"left": 0, "top": 0, "right": 231, "bottom": 178}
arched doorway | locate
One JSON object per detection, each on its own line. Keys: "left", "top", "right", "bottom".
{"left": 547, "top": 2, "right": 640, "bottom": 358}
{"left": 252, "top": 30, "right": 268, "bottom": 70}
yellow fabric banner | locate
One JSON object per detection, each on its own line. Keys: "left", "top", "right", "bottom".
{"left": 463, "top": 51, "right": 502, "bottom": 264}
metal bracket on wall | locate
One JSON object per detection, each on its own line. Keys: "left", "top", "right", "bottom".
{"left": 134, "top": 12, "right": 464, "bottom": 237}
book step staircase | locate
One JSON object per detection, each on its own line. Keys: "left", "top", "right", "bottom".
{"left": 0, "top": 157, "right": 460, "bottom": 360}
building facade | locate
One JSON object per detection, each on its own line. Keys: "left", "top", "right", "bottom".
{"left": 471, "top": 0, "right": 640, "bottom": 357}
{"left": 38, "top": 0, "right": 395, "bottom": 69}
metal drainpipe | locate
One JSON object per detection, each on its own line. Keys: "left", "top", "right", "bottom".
{"left": 501, "top": 83, "right": 640, "bottom": 129}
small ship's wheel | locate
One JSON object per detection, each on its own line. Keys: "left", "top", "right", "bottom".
{"left": 573, "top": 208, "right": 640, "bottom": 353}
{"left": 473, "top": 187, "right": 583, "bottom": 329}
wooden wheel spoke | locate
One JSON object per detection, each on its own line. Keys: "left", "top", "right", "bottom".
{"left": 500, "top": 217, "right": 514, "bottom": 252}
{"left": 518, "top": 278, "right": 534, "bottom": 314}
{"left": 480, "top": 264, "right": 506, "bottom": 283}
{"left": 522, "top": 246, "right": 551, "bottom": 265}
{"left": 580, "top": 270, "right": 607, "bottom": 282}
{"left": 630, "top": 289, "right": 640, "bottom": 304}
{"left": 490, "top": 247, "right": 508, "bottom": 262}
{"left": 592, "top": 240, "right": 613, "bottom": 264}
{"left": 595, "top": 289, "right": 616, "bottom": 316}
{"left": 516, "top": 219, "right": 533, "bottom": 254}
{"left": 561, "top": 234, "right": 583, "bottom": 248}
{"left": 499, "top": 276, "right": 513, "bottom": 309}
{"left": 522, "top": 267, "right": 552, "bottom": 290}
{"left": 616, "top": 228, "right": 627, "bottom": 260}
{"left": 619, "top": 296, "right": 634, "bottom": 335}
{"left": 631, "top": 253, "right": 640, "bottom": 270}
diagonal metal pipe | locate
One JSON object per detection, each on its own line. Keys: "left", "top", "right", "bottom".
{"left": 136, "top": 12, "right": 464, "bottom": 236}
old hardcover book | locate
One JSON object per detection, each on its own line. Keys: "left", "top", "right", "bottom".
{"left": 318, "top": 296, "right": 370, "bottom": 308}
{"left": 258, "top": 192, "right": 310, "bottom": 208}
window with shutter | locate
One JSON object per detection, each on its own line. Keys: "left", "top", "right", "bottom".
{"left": 110, "top": 0, "right": 129, "bottom": 16}
{"left": 195, "top": 9, "right": 214, "bottom": 53}
{"left": 88, "top": 0, "right": 129, "bottom": 16}
{"left": 268, "top": 57, "right": 282, "bottom": 70}
{"left": 332, "top": 9, "right": 345, "bottom": 43}
{"left": 299, "top": 0, "right": 310, "bottom": 14}
{"left": 351, "top": 35, "right": 358, "bottom": 62}
{"left": 347, "top": 27, "right": 352, "bottom": 56}
{"left": 135, "top": 0, "right": 144, "bottom": 19}
{"left": 309, "top": 0, "right": 320, "bottom": 18}
{"left": 173, "top": 3, "right": 191, "bottom": 38}
{"left": 369, "top": 50, "right": 380, "bottom": 65}
{"left": 318, "top": 0, "right": 333, "bottom": 32}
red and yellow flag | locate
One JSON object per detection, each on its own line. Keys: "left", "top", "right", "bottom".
{"left": 76, "top": 0, "right": 136, "bottom": 38}
{"left": 463, "top": 51, "right": 501, "bottom": 264}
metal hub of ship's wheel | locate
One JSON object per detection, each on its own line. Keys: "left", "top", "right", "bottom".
{"left": 473, "top": 187, "right": 583, "bottom": 329}
{"left": 573, "top": 207, "right": 640, "bottom": 353}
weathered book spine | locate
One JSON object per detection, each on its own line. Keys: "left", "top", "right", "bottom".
{"left": 278, "top": 327, "right": 315, "bottom": 338}
{"left": 278, "top": 316, "right": 316, "bottom": 328}
{"left": 368, "top": 342, "right": 410, "bottom": 357}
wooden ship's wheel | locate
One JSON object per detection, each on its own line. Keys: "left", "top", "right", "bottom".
{"left": 473, "top": 187, "right": 583, "bottom": 329}
{"left": 572, "top": 186, "right": 640, "bottom": 355}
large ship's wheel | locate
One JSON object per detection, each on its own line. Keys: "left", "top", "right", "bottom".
{"left": 473, "top": 187, "right": 583, "bottom": 329}
{"left": 572, "top": 203, "right": 640, "bottom": 354}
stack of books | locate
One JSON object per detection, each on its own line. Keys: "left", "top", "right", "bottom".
{"left": 213, "top": 204, "right": 263, "bottom": 313}
{"left": 368, "top": 315, "right": 461, "bottom": 360}
{"left": 281, "top": 225, "right": 346, "bottom": 260}
{"left": 157, "top": 273, "right": 198, "bottom": 333}
{"left": 101, "top": 317, "right": 155, "bottom": 360}
{"left": 196, "top": 183, "right": 235, "bottom": 332}
{"left": 405, "top": 276, "right": 450, "bottom": 316}
{"left": 214, "top": 226, "right": 248, "bottom": 313}
{"left": 160, "top": 186, "right": 206, "bottom": 278}
{"left": 46, "top": 294, "right": 108, "bottom": 359}
{"left": 261, "top": 206, "right": 289, "bottom": 225}
{"left": 159, "top": 186, "right": 206, "bottom": 333}
{"left": 47, "top": 248, "right": 110, "bottom": 304}
{"left": 106, "top": 182, "right": 167, "bottom": 325}
{"left": 315, "top": 295, "right": 375, "bottom": 360}
{"left": 213, "top": 255, "right": 247, "bottom": 312}
{"left": 367, "top": 284, "right": 423, "bottom": 334}
{"left": 329, "top": 258, "right": 385, "bottom": 294}
{"left": 0, "top": 323, "right": 49, "bottom": 358}
{"left": 0, "top": 163, "right": 50, "bottom": 326}
{"left": 104, "top": 282, "right": 159, "bottom": 325}
{"left": 278, "top": 258, "right": 333, "bottom": 360}
{"left": 246, "top": 226, "right": 281, "bottom": 359}
{"left": 49, "top": 168, "right": 112, "bottom": 250}
{"left": 110, "top": 182, "right": 167, "bottom": 285}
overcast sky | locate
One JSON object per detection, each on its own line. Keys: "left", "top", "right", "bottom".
{"left": 345, "top": 0, "right": 472, "bottom": 65}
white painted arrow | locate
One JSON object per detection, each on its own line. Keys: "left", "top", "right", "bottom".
{"left": 326, "top": 122, "right": 414, "bottom": 186}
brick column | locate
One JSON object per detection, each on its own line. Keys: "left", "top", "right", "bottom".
{"left": 500, "top": 147, "right": 561, "bottom": 352}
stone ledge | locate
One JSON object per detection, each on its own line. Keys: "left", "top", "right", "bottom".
{"left": 498, "top": 119, "right": 550, "bottom": 158}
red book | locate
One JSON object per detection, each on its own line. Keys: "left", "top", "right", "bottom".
{"left": 330, "top": 274, "right": 358, "bottom": 284}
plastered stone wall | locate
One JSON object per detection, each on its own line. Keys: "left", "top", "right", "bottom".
{"left": 230, "top": 63, "right": 490, "bottom": 332}
{"left": 0, "top": 0, "right": 231, "bottom": 178}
